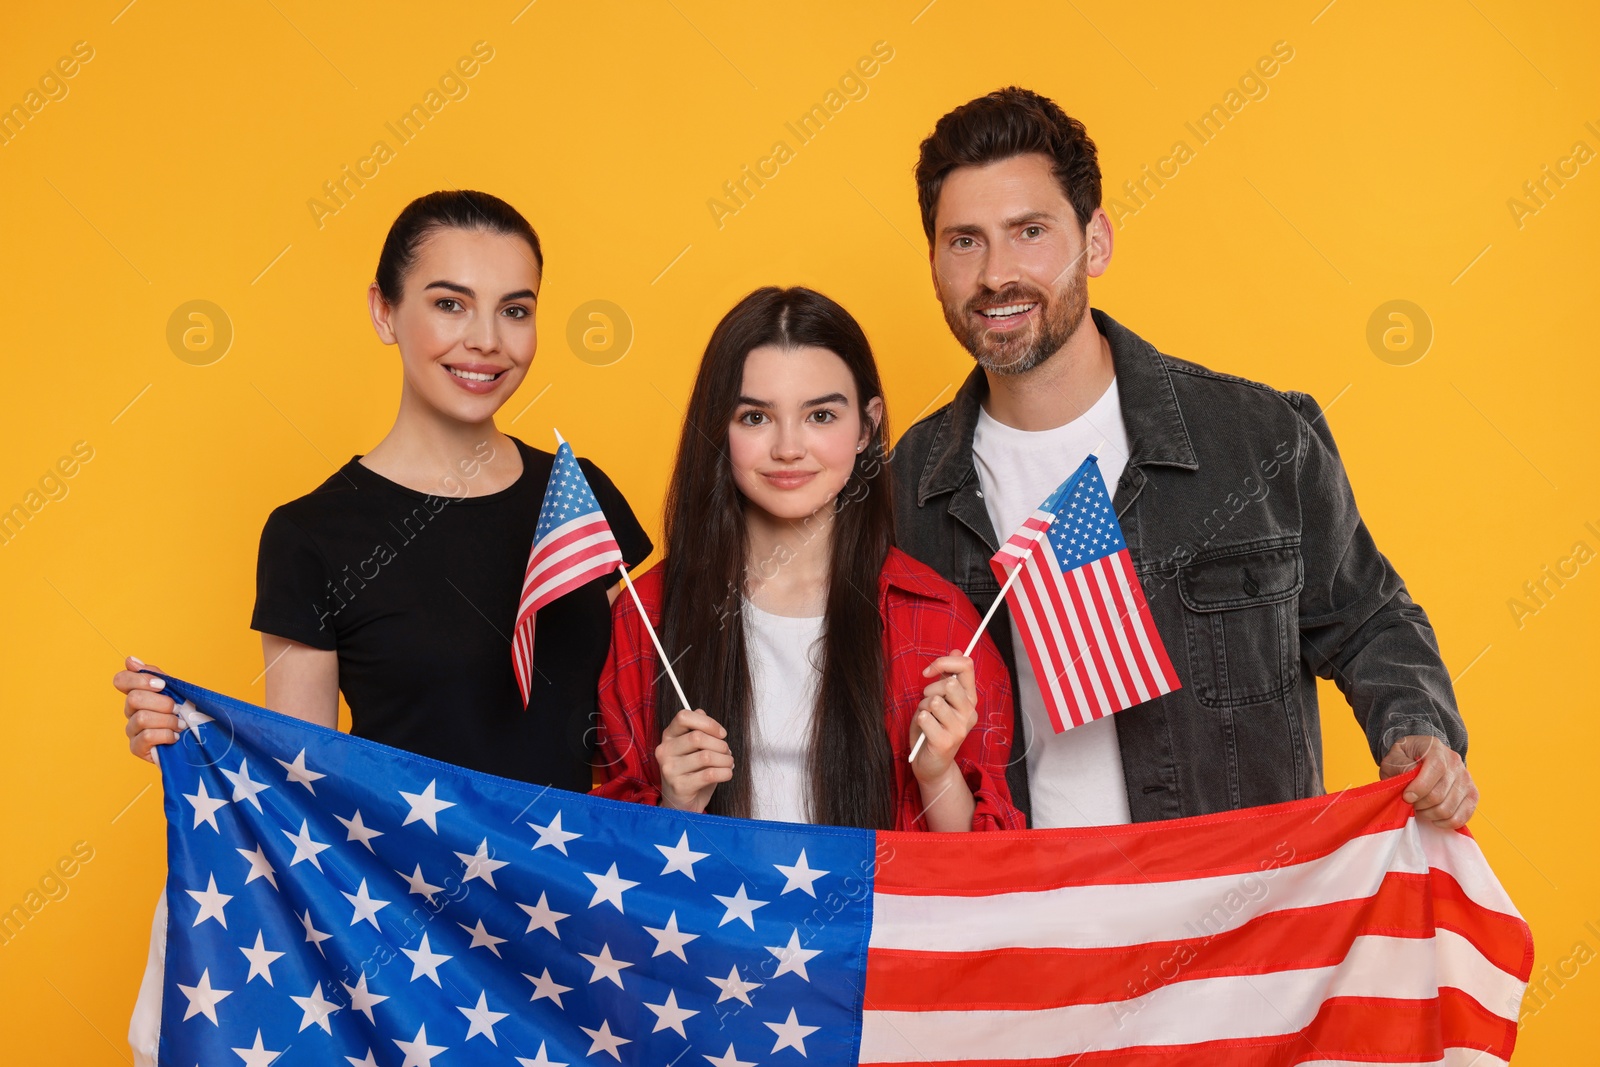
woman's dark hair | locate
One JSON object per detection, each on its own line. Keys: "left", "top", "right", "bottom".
{"left": 374, "top": 190, "right": 543, "bottom": 304}
{"left": 659, "top": 286, "right": 897, "bottom": 829}
{"left": 915, "top": 86, "right": 1101, "bottom": 240}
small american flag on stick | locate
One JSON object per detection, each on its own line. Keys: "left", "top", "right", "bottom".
{"left": 511, "top": 431, "right": 624, "bottom": 707}
{"left": 992, "top": 455, "right": 1180, "bottom": 733}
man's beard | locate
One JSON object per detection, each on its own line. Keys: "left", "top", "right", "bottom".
{"left": 940, "top": 257, "right": 1089, "bottom": 377}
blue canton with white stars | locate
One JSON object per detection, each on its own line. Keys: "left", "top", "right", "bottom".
{"left": 1040, "top": 455, "right": 1127, "bottom": 569}
{"left": 154, "top": 676, "right": 874, "bottom": 1066}
{"left": 535, "top": 442, "right": 607, "bottom": 543}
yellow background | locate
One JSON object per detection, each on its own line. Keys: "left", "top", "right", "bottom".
{"left": 2, "top": 0, "right": 1595, "bottom": 1060}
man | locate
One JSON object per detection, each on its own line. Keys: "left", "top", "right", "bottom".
{"left": 892, "top": 87, "right": 1477, "bottom": 830}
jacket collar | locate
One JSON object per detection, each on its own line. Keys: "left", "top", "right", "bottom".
{"left": 878, "top": 546, "right": 957, "bottom": 602}
{"left": 913, "top": 307, "right": 1198, "bottom": 505}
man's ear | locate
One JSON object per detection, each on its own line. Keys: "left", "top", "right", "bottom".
{"left": 1085, "top": 207, "right": 1114, "bottom": 279}
{"left": 368, "top": 282, "right": 399, "bottom": 345}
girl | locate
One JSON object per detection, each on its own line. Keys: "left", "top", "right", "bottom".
{"left": 595, "top": 287, "right": 1022, "bottom": 832}
{"left": 113, "top": 190, "right": 651, "bottom": 1065}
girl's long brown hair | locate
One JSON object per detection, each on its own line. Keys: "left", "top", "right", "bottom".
{"left": 657, "top": 286, "right": 896, "bottom": 829}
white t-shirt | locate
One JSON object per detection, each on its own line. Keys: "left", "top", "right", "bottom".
{"left": 972, "top": 377, "right": 1134, "bottom": 828}
{"left": 742, "top": 601, "right": 825, "bottom": 823}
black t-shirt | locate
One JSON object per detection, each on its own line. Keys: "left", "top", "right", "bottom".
{"left": 250, "top": 437, "right": 652, "bottom": 790}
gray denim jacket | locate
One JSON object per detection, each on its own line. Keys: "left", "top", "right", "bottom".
{"left": 891, "top": 308, "right": 1468, "bottom": 825}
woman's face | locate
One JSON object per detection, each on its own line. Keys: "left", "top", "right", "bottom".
{"left": 368, "top": 226, "right": 540, "bottom": 424}
{"left": 728, "top": 344, "right": 882, "bottom": 524}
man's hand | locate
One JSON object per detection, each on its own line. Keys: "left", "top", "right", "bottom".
{"left": 1380, "top": 734, "right": 1478, "bottom": 829}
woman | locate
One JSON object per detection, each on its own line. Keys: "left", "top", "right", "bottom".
{"left": 595, "top": 286, "right": 1022, "bottom": 832}
{"left": 118, "top": 189, "right": 649, "bottom": 779}
{"left": 114, "top": 190, "right": 651, "bottom": 1065}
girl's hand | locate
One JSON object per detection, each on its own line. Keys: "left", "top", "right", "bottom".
{"left": 115, "top": 656, "right": 182, "bottom": 763}
{"left": 911, "top": 650, "right": 978, "bottom": 785}
{"left": 656, "top": 708, "right": 733, "bottom": 813}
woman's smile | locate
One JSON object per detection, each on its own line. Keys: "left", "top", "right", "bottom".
{"left": 442, "top": 360, "right": 511, "bottom": 395}
{"left": 760, "top": 467, "right": 820, "bottom": 490}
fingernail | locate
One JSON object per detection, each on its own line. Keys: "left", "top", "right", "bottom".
{"left": 149, "top": 677, "right": 165, "bottom": 690}
{"left": 1403, "top": 792, "right": 1416, "bottom": 802}
{"left": 130, "top": 655, "right": 146, "bottom": 667}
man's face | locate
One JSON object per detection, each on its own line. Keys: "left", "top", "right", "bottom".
{"left": 929, "top": 153, "right": 1107, "bottom": 375}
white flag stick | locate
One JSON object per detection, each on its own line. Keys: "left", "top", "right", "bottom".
{"left": 558, "top": 427, "right": 690, "bottom": 712}
{"left": 963, "top": 561, "right": 1026, "bottom": 658}
{"left": 909, "top": 560, "right": 1025, "bottom": 765}
{"left": 616, "top": 562, "right": 693, "bottom": 713}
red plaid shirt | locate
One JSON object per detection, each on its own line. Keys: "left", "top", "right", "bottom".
{"left": 594, "top": 547, "right": 1024, "bottom": 831}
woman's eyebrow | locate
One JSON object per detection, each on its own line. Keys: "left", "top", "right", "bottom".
{"left": 422, "top": 281, "right": 537, "bottom": 303}
{"left": 735, "top": 393, "right": 849, "bottom": 408}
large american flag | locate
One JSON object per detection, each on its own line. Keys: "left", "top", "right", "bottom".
{"left": 152, "top": 675, "right": 1530, "bottom": 1066}
{"left": 512, "top": 436, "right": 624, "bottom": 708}
{"left": 992, "top": 455, "right": 1181, "bottom": 733}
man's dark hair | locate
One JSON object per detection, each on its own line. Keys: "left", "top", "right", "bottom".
{"left": 915, "top": 87, "right": 1101, "bottom": 242}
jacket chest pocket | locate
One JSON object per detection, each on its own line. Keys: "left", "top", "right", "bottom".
{"left": 1178, "top": 546, "right": 1303, "bottom": 709}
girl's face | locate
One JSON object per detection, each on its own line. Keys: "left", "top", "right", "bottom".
{"left": 728, "top": 344, "right": 882, "bottom": 525}
{"left": 368, "top": 227, "right": 540, "bottom": 424}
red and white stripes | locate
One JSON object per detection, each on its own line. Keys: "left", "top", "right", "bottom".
{"left": 512, "top": 511, "right": 623, "bottom": 706}
{"left": 861, "top": 775, "right": 1530, "bottom": 1065}
{"left": 994, "top": 510, "right": 1180, "bottom": 732}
